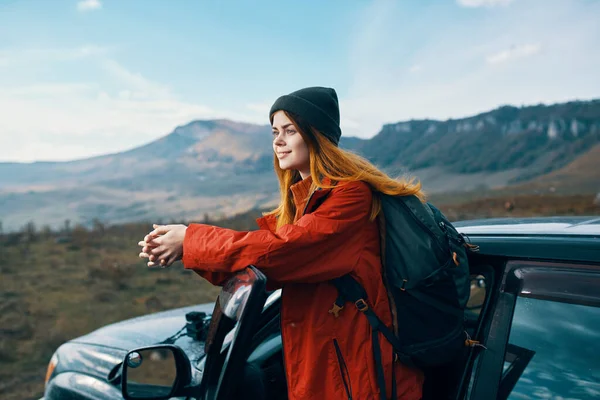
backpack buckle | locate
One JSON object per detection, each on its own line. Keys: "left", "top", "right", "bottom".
{"left": 329, "top": 303, "right": 344, "bottom": 318}
{"left": 400, "top": 279, "right": 408, "bottom": 291}
{"left": 355, "top": 299, "right": 369, "bottom": 312}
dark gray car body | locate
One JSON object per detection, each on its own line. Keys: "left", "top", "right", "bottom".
{"left": 42, "top": 216, "right": 600, "bottom": 400}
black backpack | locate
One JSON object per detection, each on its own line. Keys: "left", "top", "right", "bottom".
{"left": 329, "top": 194, "right": 478, "bottom": 400}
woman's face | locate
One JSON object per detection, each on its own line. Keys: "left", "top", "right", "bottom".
{"left": 271, "top": 111, "right": 310, "bottom": 179}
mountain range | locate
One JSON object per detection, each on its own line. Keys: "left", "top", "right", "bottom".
{"left": 1, "top": 99, "right": 599, "bottom": 231}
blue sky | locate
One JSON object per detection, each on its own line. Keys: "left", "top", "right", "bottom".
{"left": 0, "top": 0, "right": 599, "bottom": 162}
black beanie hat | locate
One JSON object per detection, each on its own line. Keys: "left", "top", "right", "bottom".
{"left": 269, "top": 86, "right": 342, "bottom": 146}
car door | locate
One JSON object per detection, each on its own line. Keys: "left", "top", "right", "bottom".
{"left": 468, "top": 259, "right": 600, "bottom": 399}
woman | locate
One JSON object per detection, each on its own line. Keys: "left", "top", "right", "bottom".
{"left": 139, "top": 87, "right": 424, "bottom": 399}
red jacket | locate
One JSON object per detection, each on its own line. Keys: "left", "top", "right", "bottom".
{"left": 182, "top": 177, "right": 424, "bottom": 399}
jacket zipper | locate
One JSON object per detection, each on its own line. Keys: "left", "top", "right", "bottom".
{"left": 305, "top": 187, "right": 353, "bottom": 399}
{"left": 301, "top": 189, "right": 318, "bottom": 216}
{"left": 278, "top": 187, "right": 315, "bottom": 399}
{"left": 280, "top": 296, "right": 292, "bottom": 397}
{"left": 333, "top": 339, "right": 353, "bottom": 400}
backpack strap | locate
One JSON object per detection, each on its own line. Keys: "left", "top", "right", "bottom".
{"left": 330, "top": 275, "right": 414, "bottom": 400}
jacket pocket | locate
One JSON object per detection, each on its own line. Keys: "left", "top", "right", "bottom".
{"left": 333, "top": 338, "right": 353, "bottom": 400}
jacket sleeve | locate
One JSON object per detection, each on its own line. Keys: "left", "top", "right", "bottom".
{"left": 189, "top": 215, "right": 278, "bottom": 288}
{"left": 189, "top": 270, "right": 233, "bottom": 287}
{"left": 182, "top": 181, "right": 372, "bottom": 284}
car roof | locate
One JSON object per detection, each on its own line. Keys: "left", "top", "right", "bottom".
{"left": 453, "top": 216, "right": 600, "bottom": 237}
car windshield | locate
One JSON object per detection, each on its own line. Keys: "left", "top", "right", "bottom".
{"left": 195, "top": 288, "right": 281, "bottom": 367}
{"left": 222, "top": 289, "right": 281, "bottom": 346}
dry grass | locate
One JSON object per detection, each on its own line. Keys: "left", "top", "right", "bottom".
{"left": 0, "top": 221, "right": 234, "bottom": 399}
{"left": 439, "top": 193, "right": 600, "bottom": 221}
{"left": 1, "top": 194, "right": 598, "bottom": 399}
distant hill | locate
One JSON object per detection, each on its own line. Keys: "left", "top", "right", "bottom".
{"left": 0, "top": 120, "right": 277, "bottom": 231}
{"left": 352, "top": 100, "right": 600, "bottom": 182}
{"left": 0, "top": 100, "right": 599, "bottom": 231}
{"left": 512, "top": 143, "right": 600, "bottom": 194}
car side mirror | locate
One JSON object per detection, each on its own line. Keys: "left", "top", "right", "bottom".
{"left": 122, "top": 344, "right": 191, "bottom": 400}
{"left": 467, "top": 274, "right": 487, "bottom": 312}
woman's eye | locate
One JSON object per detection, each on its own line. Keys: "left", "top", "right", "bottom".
{"left": 272, "top": 131, "right": 278, "bottom": 137}
{"left": 286, "top": 129, "right": 296, "bottom": 135}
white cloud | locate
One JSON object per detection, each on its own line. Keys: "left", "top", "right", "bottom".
{"left": 339, "top": 116, "right": 360, "bottom": 131}
{"left": 246, "top": 102, "right": 271, "bottom": 115}
{"left": 457, "top": 0, "right": 515, "bottom": 7}
{"left": 1, "top": 0, "right": 599, "bottom": 162}
{"left": 0, "top": 87, "right": 216, "bottom": 162}
{"left": 340, "top": 0, "right": 600, "bottom": 139}
{"left": 7, "top": 141, "right": 105, "bottom": 165}
{"left": 0, "top": 57, "right": 267, "bottom": 162}
{"left": 102, "top": 59, "right": 171, "bottom": 100}
{"left": 7, "top": 83, "right": 97, "bottom": 96}
{"left": 486, "top": 43, "right": 541, "bottom": 64}
{"left": 77, "top": 0, "right": 102, "bottom": 12}
{"left": 0, "top": 45, "right": 108, "bottom": 67}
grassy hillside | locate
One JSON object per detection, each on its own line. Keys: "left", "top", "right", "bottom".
{"left": 1, "top": 194, "right": 599, "bottom": 399}
{"left": 517, "top": 144, "right": 600, "bottom": 193}
{"left": 0, "top": 212, "right": 261, "bottom": 400}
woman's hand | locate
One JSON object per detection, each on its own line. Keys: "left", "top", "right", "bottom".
{"left": 138, "top": 224, "right": 187, "bottom": 268}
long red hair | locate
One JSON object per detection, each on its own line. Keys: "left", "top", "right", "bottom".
{"left": 266, "top": 111, "right": 425, "bottom": 229}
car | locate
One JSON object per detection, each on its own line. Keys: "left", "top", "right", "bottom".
{"left": 41, "top": 216, "right": 600, "bottom": 400}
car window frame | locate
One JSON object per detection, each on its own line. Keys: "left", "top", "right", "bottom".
{"left": 468, "top": 259, "right": 600, "bottom": 400}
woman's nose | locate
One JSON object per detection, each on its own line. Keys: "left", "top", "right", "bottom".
{"left": 273, "top": 134, "right": 285, "bottom": 146}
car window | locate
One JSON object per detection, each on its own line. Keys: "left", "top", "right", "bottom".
{"left": 503, "top": 296, "right": 600, "bottom": 399}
